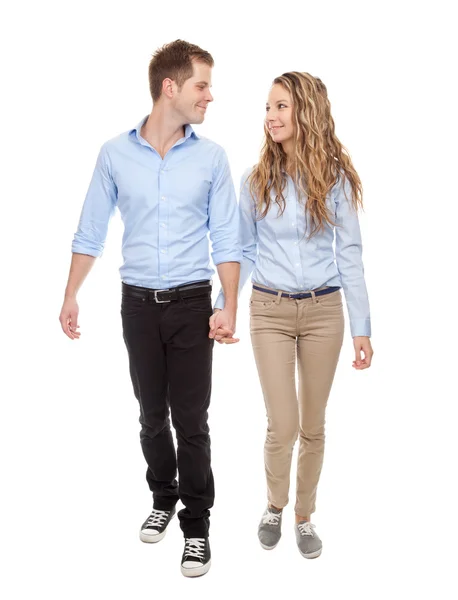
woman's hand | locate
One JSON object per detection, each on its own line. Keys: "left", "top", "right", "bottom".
{"left": 352, "top": 336, "right": 373, "bottom": 370}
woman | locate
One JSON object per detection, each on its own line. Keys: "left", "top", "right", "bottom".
{"left": 212, "top": 72, "right": 373, "bottom": 558}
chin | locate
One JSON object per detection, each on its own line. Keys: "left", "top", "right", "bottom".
{"left": 189, "top": 113, "right": 205, "bottom": 125}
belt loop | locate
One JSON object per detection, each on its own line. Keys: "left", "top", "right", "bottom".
{"left": 276, "top": 290, "right": 282, "bottom": 305}
{"left": 310, "top": 290, "right": 318, "bottom": 303}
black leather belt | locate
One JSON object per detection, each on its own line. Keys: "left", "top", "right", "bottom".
{"left": 252, "top": 284, "right": 341, "bottom": 300}
{"left": 122, "top": 281, "right": 212, "bottom": 303}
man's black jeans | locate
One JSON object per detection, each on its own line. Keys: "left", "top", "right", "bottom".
{"left": 121, "top": 282, "right": 215, "bottom": 538}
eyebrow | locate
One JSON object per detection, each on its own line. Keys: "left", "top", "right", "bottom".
{"left": 195, "top": 81, "right": 211, "bottom": 86}
{"left": 266, "top": 99, "right": 289, "bottom": 106}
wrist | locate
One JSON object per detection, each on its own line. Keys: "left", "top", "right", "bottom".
{"left": 224, "top": 302, "right": 237, "bottom": 312}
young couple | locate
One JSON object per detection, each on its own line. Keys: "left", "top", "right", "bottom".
{"left": 59, "top": 39, "right": 373, "bottom": 578}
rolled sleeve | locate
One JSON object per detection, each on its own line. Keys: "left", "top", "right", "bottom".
{"left": 208, "top": 148, "right": 241, "bottom": 266}
{"left": 334, "top": 176, "right": 371, "bottom": 337}
{"left": 71, "top": 144, "right": 117, "bottom": 257}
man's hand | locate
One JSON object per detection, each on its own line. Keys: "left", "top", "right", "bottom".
{"left": 59, "top": 296, "right": 81, "bottom": 340}
{"left": 209, "top": 308, "right": 239, "bottom": 344}
{"left": 352, "top": 336, "right": 373, "bottom": 370}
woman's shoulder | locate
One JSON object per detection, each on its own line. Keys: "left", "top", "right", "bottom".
{"left": 241, "top": 165, "right": 256, "bottom": 183}
{"left": 330, "top": 170, "right": 351, "bottom": 199}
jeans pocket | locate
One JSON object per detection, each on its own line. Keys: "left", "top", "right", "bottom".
{"left": 317, "top": 290, "right": 343, "bottom": 308}
{"left": 181, "top": 294, "right": 213, "bottom": 314}
{"left": 249, "top": 298, "right": 275, "bottom": 316}
{"left": 121, "top": 294, "right": 146, "bottom": 318}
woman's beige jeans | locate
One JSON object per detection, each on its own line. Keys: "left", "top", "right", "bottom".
{"left": 250, "top": 285, "right": 344, "bottom": 516}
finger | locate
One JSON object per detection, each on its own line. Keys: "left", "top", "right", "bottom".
{"left": 60, "top": 316, "right": 75, "bottom": 340}
{"left": 215, "top": 327, "right": 234, "bottom": 337}
{"left": 69, "top": 311, "right": 79, "bottom": 333}
{"left": 221, "top": 337, "right": 239, "bottom": 344}
{"left": 352, "top": 360, "right": 368, "bottom": 370}
{"left": 354, "top": 346, "right": 362, "bottom": 367}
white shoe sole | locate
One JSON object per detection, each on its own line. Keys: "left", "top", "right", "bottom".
{"left": 139, "top": 512, "right": 175, "bottom": 543}
{"left": 299, "top": 548, "right": 322, "bottom": 559}
{"left": 140, "top": 529, "right": 166, "bottom": 543}
{"left": 181, "top": 559, "right": 211, "bottom": 578}
{"left": 259, "top": 540, "right": 279, "bottom": 550}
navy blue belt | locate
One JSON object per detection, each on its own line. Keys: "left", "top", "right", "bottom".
{"left": 252, "top": 285, "right": 341, "bottom": 300}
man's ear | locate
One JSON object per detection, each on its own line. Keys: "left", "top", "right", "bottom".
{"left": 162, "top": 78, "right": 175, "bottom": 99}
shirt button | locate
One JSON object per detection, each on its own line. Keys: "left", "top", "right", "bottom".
{"left": 291, "top": 222, "right": 295, "bottom": 227}
{"left": 296, "top": 263, "right": 300, "bottom": 266}
{"left": 161, "top": 275, "right": 166, "bottom": 280}
{"left": 161, "top": 196, "right": 166, "bottom": 201}
{"left": 161, "top": 248, "right": 167, "bottom": 254}
{"left": 160, "top": 222, "right": 166, "bottom": 228}
{"left": 294, "top": 241, "right": 298, "bottom": 245}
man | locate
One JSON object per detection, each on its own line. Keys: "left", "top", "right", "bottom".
{"left": 59, "top": 40, "right": 241, "bottom": 578}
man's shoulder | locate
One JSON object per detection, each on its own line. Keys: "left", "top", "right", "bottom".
{"left": 195, "top": 135, "right": 227, "bottom": 157}
{"left": 101, "top": 130, "right": 132, "bottom": 153}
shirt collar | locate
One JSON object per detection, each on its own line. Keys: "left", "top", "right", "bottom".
{"left": 129, "top": 116, "right": 199, "bottom": 144}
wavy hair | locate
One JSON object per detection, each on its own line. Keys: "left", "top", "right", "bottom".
{"left": 249, "top": 72, "right": 363, "bottom": 235}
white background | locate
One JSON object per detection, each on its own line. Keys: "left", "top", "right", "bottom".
{"left": 1, "top": 0, "right": 457, "bottom": 598}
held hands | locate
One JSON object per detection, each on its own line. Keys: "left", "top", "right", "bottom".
{"left": 59, "top": 296, "right": 81, "bottom": 340}
{"left": 209, "top": 308, "right": 239, "bottom": 344}
{"left": 352, "top": 336, "right": 373, "bottom": 370}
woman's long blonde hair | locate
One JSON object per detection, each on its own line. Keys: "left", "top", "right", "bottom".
{"left": 249, "top": 72, "right": 363, "bottom": 235}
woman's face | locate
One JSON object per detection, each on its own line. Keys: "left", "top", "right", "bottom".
{"left": 265, "top": 84, "right": 294, "bottom": 146}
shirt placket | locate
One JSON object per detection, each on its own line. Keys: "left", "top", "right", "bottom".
{"left": 155, "top": 135, "right": 190, "bottom": 289}
{"left": 290, "top": 183, "right": 305, "bottom": 290}
{"left": 158, "top": 159, "right": 170, "bottom": 288}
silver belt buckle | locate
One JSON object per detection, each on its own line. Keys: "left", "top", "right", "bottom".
{"left": 154, "top": 289, "right": 171, "bottom": 303}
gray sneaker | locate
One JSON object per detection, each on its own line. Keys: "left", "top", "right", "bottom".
{"left": 258, "top": 506, "right": 282, "bottom": 550}
{"left": 295, "top": 521, "right": 322, "bottom": 558}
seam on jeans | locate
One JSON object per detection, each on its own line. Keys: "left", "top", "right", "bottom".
{"left": 295, "top": 299, "right": 299, "bottom": 337}
{"left": 302, "top": 299, "right": 310, "bottom": 336}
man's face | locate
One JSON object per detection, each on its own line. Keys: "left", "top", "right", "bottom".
{"left": 172, "top": 61, "right": 213, "bottom": 124}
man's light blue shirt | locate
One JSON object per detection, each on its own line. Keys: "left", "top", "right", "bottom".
{"left": 215, "top": 168, "right": 371, "bottom": 338}
{"left": 72, "top": 117, "right": 241, "bottom": 288}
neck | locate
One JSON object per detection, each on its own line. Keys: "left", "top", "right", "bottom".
{"left": 281, "top": 139, "right": 295, "bottom": 174}
{"left": 141, "top": 105, "right": 188, "bottom": 158}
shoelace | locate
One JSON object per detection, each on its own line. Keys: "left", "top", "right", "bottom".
{"left": 298, "top": 522, "right": 316, "bottom": 537}
{"left": 184, "top": 538, "right": 206, "bottom": 559}
{"left": 262, "top": 510, "right": 281, "bottom": 526}
{"left": 145, "top": 509, "right": 170, "bottom": 528}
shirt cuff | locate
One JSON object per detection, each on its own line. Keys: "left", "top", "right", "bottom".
{"left": 350, "top": 319, "right": 372, "bottom": 338}
{"left": 213, "top": 292, "right": 225, "bottom": 310}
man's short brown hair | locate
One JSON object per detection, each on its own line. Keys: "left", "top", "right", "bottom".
{"left": 148, "top": 39, "right": 214, "bottom": 102}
